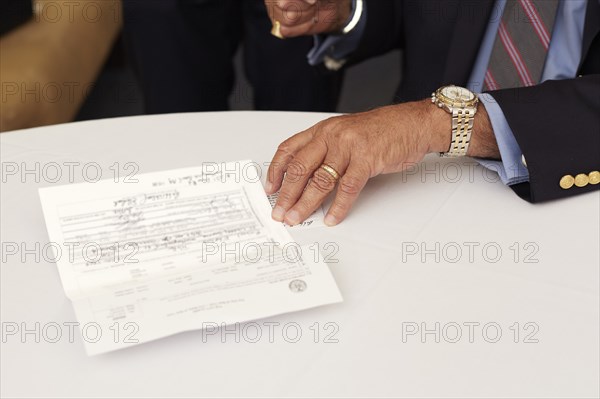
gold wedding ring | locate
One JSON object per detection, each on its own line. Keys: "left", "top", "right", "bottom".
{"left": 271, "top": 20, "right": 284, "bottom": 39}
{"left": 320, "top": 164, "right": 341, "bottom": 181}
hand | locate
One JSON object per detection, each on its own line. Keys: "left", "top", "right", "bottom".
{"left": 265, "top": 0, "right": 353, "bottom": 38}
{"left": 265, "top": 99, "right": 498, "bottom": 226}
{"left": 266, "top": 101, "right": 440, "bottom": 227}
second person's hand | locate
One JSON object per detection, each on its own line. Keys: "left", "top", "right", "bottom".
{"left": 266, "top": 0, "right": 353, "bottom": 38}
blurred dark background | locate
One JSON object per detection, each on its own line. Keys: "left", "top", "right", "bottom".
{"left": 76, "top": 35, "right": 402, "bottom": 121}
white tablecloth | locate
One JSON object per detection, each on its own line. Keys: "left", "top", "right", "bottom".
{"left": 1, "top": 112, "right": 598, "bottom": 398}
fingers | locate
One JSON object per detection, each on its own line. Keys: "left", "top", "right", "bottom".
{"left": 265, "top": 128, "right": 315, "bottom": 195}
{"left": 267, "top": 0, "right": 316, "bottom": 36}
{"left": 284, "top": 157, "right": 349, "bottom": 226}
{"left": 267, "top": 0, "right": 339, "bottom": 38}
{"left": 323, "top": 162, "right": 369, "bottom": 226}
{"left": 275, "top": 0, "right": 314, "bottom": 13}
{"left": 279, "top": 18, "right": 321, "bottom": 38}
{"left": 271, "top": 138, "right": 328, "bottom": 222}
{"left": 267, "top": 113, "right": 371, "bottom": 227}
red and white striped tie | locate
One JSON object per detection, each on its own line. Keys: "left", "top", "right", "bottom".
{"left": 483, "top": 0, "right": 560, "bottom": 91}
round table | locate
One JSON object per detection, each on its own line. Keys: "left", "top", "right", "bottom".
{"left": 1, "top": 112, "right": 598, "bottom": 398}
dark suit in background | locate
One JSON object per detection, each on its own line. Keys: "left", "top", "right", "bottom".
{"left": 122, "top": 0, "right": 343, "bottom": 113}
{"left": 347, "top": 0, "right": 599, "bottom": 202}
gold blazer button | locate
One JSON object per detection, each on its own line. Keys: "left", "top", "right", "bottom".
{"left": 575, "top": 174, "right": 590, "bottom": 188}
{"left": 589, "top": 171, "right": 600, "bottom": 185}
{"left": 560, "top": 175, "right": 575, "bottom": 189}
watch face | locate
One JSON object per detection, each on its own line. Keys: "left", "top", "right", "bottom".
{"left": 441, "top": 86, "right": 475, "bottom": 102}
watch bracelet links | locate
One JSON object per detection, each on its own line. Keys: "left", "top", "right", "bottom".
{"left": 440, "top": 108, "right": 475, "bottom": 157}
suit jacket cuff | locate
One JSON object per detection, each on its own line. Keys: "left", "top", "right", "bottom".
{"left": 487, "top": 75, "right": 600, "bottom": 202}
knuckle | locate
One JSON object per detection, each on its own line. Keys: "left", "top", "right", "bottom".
{"left": 310, "top": 171, "right": 337, "bottom": 193}
{"left": 323, "top": 122, "right": 362, "bottom": 148}
{"left": 276, "top": 140, "right": 295, "bottom": 157}
{"left": 317, "top": 117, "right": 340, "bottom": 135}
{"left": 276, "top": 190, "right": 295, "bottom": 207}
{"left": 286, "top": 159, "right": 309, "bottom": 181}
{"left": 338, "top": 175, "right": 364, "bottom": 195}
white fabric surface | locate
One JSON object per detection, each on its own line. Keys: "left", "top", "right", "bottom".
{"left": 1, "top": 112, "right": 598, "bottom": 398}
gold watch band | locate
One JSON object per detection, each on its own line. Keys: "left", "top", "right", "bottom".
{"left": 441, "top": 108, "right": 476, "bottom": 158}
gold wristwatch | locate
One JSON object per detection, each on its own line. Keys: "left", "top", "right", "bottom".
{"left": 431, "top": 85, "right": 479, "bottom": 157}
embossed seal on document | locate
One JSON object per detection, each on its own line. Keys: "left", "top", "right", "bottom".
{"left": 289, "top": 280, "right": 307, "bottom": 293}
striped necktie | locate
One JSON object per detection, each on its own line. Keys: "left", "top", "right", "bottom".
{"left": 483, "top": 0, "right": 560, "bottom": 90}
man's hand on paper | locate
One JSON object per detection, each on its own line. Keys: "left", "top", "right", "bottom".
{"left": 265, "top": 99, "right": 499, "bottom": 227}
{"left": 266, "top": 0, "right": 353, "bottom": 38}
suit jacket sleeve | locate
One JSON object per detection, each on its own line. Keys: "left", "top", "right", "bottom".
{"left": 488, "top": 74, "right": 600, "bottom": 202}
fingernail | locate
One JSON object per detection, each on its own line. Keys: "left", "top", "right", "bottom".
{"left": 324, "top": 214, "right": 338, "bottom": 227}
{"left": 285, "top": 210, "right": 300, "bottom": 226}
{"left": 265, "top": 181, "right": 273, "bottom": 194}
{"left": 272, "top": 206, "right": 286, "bottom": 222}
{"left": 306, "top": 0, "right": 317, "bottom": 4}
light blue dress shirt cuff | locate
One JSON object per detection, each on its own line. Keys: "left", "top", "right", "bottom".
{"left": 476, "top": 93, "right": 530, "bottom": 186}
{"left": 307, "top": 0, "right": 367, "bottom": 66}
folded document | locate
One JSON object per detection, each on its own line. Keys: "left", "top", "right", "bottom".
{"left": 39, "top": 161, "right": 342, "bottom": 355}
